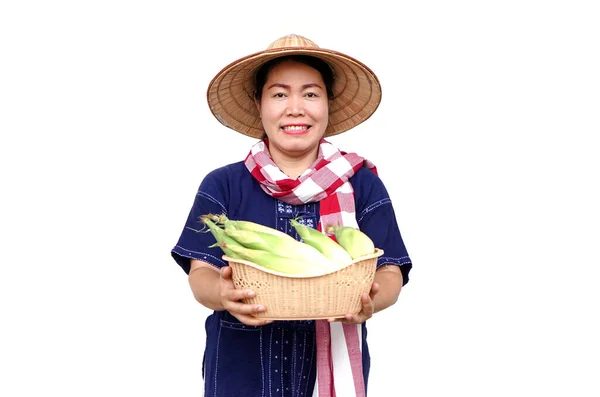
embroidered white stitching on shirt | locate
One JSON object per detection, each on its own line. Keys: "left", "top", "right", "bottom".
{"left": 296, "top": 332, "right": 308, "bottom": 397}
{"left": 261, "top": 328, "right": 265, "bottom": 397}
{"left": 291, "top": 331, "right": 297, "bottom": 395}
{"left": 281, "top": 329, "right": 285, "bottom": 397}
{"left": 213, "top": 325, "right": 221, "bottom": 397}
{"left": 269, "top": 327, "right": 273, "bottom": 397}
{"left": 357, "top": 198, "right": 392, "bottom": 222}
{"left": 197, "top": 191, "right": 227, "bottom": 214}
{"left": 303, "top": 333, "right": 316, "bottom": 397}
{"left": 173, "top": 246, "right": 227, "bottom": 266}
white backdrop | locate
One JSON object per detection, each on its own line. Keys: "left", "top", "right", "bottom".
{"left": 1, "top": 1, "right": 599, "bottom": 396}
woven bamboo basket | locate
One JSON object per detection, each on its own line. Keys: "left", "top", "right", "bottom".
{"left": 223, "top": 249, "right": 384, "bottom": 320}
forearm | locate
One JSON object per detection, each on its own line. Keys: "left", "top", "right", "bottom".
{"left": 372, "top": 265, "right": 403, "bottom": 313}
{"left": 188, "top": 265, "right": 225, "bottom": 311}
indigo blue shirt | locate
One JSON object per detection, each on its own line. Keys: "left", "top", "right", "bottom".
{"left": 171, "top": 161, "right": 412, "bottom": 397}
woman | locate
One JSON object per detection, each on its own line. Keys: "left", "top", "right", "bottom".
{"left": 171, "top": 34, "right": 412, "bottom": 397}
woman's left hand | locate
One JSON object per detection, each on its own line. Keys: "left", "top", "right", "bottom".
{"left": 329, "top": 281, "right": 380, "bottom": 324}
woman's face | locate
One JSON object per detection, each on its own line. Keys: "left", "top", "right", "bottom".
{"left": 256, "top": 59, "right": 329, "bottom": 161}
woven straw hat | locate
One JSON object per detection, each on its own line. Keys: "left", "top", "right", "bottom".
{"left": 206, "top": 34, "right": 382, "bottom": 138}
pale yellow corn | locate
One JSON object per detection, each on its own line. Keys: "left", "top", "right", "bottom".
{"left": 202, "top": 213, "right": 341, "bottom": 274}
{"left": 223, "top": 228, "right": 272, "bottom": 251}
{"left": 225, "top": 243, "right": 333, "bottom": 275}
{"left": 253, "top": 230, "right": 339, "bottom": 267}
{"left": 327, "top": 225, "right": 375, "bottom": 259}
{"left": 217, "top": 215, "right": 294, "bottom": 240}
{"left": 290, "top": 219, "right": 352, "bottom": 266}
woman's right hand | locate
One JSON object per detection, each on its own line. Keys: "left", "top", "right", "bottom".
{"left": 219, "top": 266, "right": 272, "bottom": 326}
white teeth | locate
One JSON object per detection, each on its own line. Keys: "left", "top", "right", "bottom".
{"left": 282, "top": 125, "right": 309, "bottom": 131}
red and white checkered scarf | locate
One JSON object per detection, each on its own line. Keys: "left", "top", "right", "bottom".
{"left": 245, "top": 138, "right": 377, "bottom": 397}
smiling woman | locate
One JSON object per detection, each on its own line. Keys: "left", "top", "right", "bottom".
{"left": 255, "top": 59, "right": 331, "bottom": 177}
{"left": 171, "top": 34, "right": 413, "bottom": 397}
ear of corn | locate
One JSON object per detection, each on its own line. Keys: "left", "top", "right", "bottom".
{"left": 326, "top": 225, "right": 375, "bottom": 260}
{"left": 290, "top": 218, "right": 352, "bottom": 266}
{"left": 200, "top": 213, "right": 342, "bottom": 275}
{"left": 223, "top": 228, "right": 272, "bottom": 251}
{"left": 222, "top": 220, "right": 334, "bottom": 265}
{"left": 200, "top": 217, "right": 242, "bottom": 258}
{"left": 218, "top": 216, "right": 338, "bottom": 266}
{"left": 223, "top": 243, "right": 331, "bottom": 275}
{"left": 215, "top": 215, "right": 294, "bottom": 240}
{"left": 200, "top": 213, "right": 376, "bottom": 269}
{"left": 253, "top": 230, "right": 340, "bottom": 266}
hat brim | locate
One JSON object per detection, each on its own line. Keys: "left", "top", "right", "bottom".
{"left": 207, "top": 47, "right": 382, "bottom": 139}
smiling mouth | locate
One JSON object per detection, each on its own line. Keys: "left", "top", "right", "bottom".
{"left": 281, "top": 125, "right": 310, "bottom": 133}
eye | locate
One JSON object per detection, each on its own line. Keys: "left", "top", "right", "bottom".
{"left": 273, "top": 92, "right": 286, "bottom": 98}
{"left": 305, "top": 92, "right": 318, "bottom": 98}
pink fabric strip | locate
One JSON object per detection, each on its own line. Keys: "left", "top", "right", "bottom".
{"left": 316, "top": 320, "right": 333, "bottom": 397}
{"left": 343, "top": 324, "right": 366, "bottom": 397}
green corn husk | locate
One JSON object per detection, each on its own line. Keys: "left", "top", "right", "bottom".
{"left": 201, "top": 213, "right": 341, "bottom": 274}
{"left": 225, "top": 227, "right": 340, "bottom": 268}
{"left": 199, "top": 217, "right": 242, "bottom": 258}
{"left": 215, "top": 214, "right": 337, "bottom": 265}
{"left": 223, "top": 228, "right": 273, "bottom": 251}
{"left": 212, "top": 214, "right": 294, "bottom": 240}
{"left": 256, "top": 230, "right": 340, "bottom": 265}
{"left": 223, "top": 243, "right": 330, "bottom": 275}
{"left": 327, "top": 225, "right": 375, "bottom": 260}
{"left": 289, "top": 218, "right": 352, "bottom": 266}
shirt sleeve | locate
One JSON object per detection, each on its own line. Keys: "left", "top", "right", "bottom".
{"left": 354, "top": 170, "right": 413, "bottom": 286}
{"left": 171, "top": 168, "right": 231, "bottom": 274}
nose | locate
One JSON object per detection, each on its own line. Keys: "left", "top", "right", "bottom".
{"left": 286, "top": 94, "right": 304, "bottom": 116}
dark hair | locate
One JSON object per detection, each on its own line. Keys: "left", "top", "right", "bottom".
{"left": 254, "top": 55, "right": 335, "bottom": 101}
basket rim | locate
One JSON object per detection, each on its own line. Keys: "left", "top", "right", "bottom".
{"left": 222, "top": 248, "right": 384, "bottom": 279}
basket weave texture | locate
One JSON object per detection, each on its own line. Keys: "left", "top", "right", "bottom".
{"left": 224, "top": 249, "right": 384, "bottom": 320}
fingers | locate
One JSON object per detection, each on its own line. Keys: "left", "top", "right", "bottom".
{"left": 369, "top": 282, "right": 380, "bottom": 299}
{"left": 222, "top": 295, "right": 272, "bottom": 326}
{"left": 232, "top": 312, "right": 273, "bottom": 326}
{"left": 223, "top": 295, "right": 264, "bottom": 315}
{"left": 220, "top": 266, "right": 233, "bottom": 280}
{"left": 360, "top": 292, "right": 375, "bottom": 318}
{"left": 330, "top": 292, "right": 375, "bottom": 324}
{"left": 219, "top": 266, "right": 254, "bottom": 304}
{"left": 221, "top": 288, "right": 263, "bottom": 310}
{"left": 219, "top": 267, "right": 272, "bottom": 326}
{"left": 221, "top": 284, "right": 255, "bottom": 302}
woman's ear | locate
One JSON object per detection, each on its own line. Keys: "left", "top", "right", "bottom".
{"left": 254, "top": 97, "right": 261, "bottom": 118}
